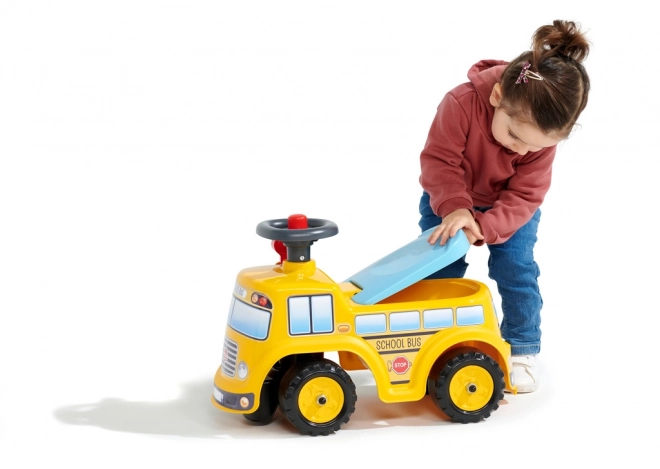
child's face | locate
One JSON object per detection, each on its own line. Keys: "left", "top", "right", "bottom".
{"left": 489, "top": 83, "right": 562, "bottom": 155}
{"left": 491, "top": 108, "right": 562, "bottom": 155}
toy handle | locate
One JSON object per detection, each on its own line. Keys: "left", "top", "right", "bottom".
{"left": 272, "top": 240, "right": 287, "bottom": 264}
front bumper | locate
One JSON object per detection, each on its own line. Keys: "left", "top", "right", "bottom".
{"left": 212, "top": 385, "right": 255, "bottom": 412}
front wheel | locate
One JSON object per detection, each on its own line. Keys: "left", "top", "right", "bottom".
{"left": 243, "top": 373, "right": 280, "bottom": 425}
{"left": 278, "top": 359, "right": 357, "bottom": 436}
{"left": 427, "top": 351, "right": 504, "bottom": 423}
{"left": 244, "top": 358, "right": 293, "bottom": 425}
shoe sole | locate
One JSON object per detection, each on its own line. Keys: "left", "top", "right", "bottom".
{"left": 505, "top": 384, "right": 538, "bottom": 393}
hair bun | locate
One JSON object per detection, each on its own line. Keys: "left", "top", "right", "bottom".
{"left": 533, "top": 20, "right": 590, "bottom": 64}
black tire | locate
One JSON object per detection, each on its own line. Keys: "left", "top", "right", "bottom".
{"left": 243, "top": 359, "right": 292, "bottom": 425}
{"left": 427, "top": 351, "right": 504, "bottom": 423}
{"left": 278, "top": 359, "right": 357, "bottom": 436}
{"left": 243, "top": 374, "right": 280, "bottom": 425}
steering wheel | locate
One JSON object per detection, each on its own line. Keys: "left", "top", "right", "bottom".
{"left": 256, "top": 214, "right": 338, "bottom": 262}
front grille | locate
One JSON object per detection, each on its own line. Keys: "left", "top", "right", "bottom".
{"left": 221, "top": 336, "right": 238, "bottom": 377}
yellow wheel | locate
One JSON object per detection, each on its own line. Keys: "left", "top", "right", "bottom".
{"left": 279, "top": 358, "right": 357, "bottom": 436}
{"left": 449, "top": 365, "right": 494, "bottom": 412}
{"left": 298, "top": 376, "right": 345, "bottom": 423}
{"left": 428, "top": 351, "right": 504, "bottom": 423}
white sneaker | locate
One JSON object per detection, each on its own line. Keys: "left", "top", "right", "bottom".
{"left": 510, "top": 354, "right": 539, "bottom": 393}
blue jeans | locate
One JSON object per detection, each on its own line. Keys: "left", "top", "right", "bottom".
{"left": 418, "top": 191, "right": 542, "bottom": 355}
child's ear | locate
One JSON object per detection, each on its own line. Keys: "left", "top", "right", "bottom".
{"left": 489, "top": 83, "right": 502, "bottom": 107}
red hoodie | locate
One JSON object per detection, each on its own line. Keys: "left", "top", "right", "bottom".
{"left": 419, "top": 60, "right": 556, "bottom": 245}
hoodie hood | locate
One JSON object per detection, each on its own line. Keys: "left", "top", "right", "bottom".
{"left": 467, "top": 59, "right": 508, "bottom": 103}
{"left": 466, "top": 60, "right": 508, "bottom": 140}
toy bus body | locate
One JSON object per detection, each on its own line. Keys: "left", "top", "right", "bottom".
{"left": 212, "top": 258, "right": 516, "bottom": 418}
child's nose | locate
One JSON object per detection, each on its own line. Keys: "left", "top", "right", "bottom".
{"left": 516, "top": 144, "right": 529, "bottom": 156}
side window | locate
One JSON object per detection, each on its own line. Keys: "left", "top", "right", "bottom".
{"left": 390, "top": 311, "right": 420, "bottom": 332}
{"left": 423, "top": 308, "right": 453, "bottom": 329}
{"left": 355, "top": 314, "right": 386, "bottom": 334}
{"left": 288, "top": 295, "right": 334, "bottom": 335}
{"left": 457, "top": 305, "right": 484, "bottom": 326}
{"left": 311, "top": 295, "right": 333, "bottom": 333}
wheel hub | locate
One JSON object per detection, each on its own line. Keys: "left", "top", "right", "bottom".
{"left": 449, "top": 365, "right": 494, "bottom": 411}
{"left": 298, "top": 377, "right": 344, "bottom": 423}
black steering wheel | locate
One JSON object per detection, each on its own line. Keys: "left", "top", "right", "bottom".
{"left": 256, "top": 216, "right": 338, "bottom": 262}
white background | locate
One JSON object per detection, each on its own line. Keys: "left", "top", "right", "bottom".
{"left": 1, "top": 1, "right": 658, "bottom": 467}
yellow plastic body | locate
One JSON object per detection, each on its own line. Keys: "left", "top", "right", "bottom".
{"left": 212, "top": 259, "right": 517, "bottom": 415}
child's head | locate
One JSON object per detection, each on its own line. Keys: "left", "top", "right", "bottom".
{"left": 490, "top": 20, "right": 591, "bottom": 149}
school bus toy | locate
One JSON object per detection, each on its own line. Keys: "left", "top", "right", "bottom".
{"left": 212, "top": 214, "right": 517, "bottom": 436}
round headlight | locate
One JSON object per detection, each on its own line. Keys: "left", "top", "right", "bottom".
{"left": 237, "top": 361, "right": 248, "bottom": 379}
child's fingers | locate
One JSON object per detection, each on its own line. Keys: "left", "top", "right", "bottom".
{"left": 428, "top": 224, "right": 452, "bottom": 246}
{"left": 427, "top": 225, "right": 444, "bottom": 244}
{"left": 441, "top": 223, "right": 461, "bottom": 245}
{"left": 468, "top": 220, "right": 484, "bottom": 239}
{"left": 440, "top": 231, "right": 450, "bottom": 246}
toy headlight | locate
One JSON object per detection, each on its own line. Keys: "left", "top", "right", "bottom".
{"left": 237, "top": 361, "right": 248, "bottom": 379}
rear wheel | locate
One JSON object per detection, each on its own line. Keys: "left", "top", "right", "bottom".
{"left": 428, "top": 351, "right": 504, "bottom": 423}
{"left": 279, "top": 358, "right": 357, "bottom": 436}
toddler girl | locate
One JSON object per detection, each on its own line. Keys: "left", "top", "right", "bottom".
{"left": 418, "top": 19, "right": 591, "bottom": 392}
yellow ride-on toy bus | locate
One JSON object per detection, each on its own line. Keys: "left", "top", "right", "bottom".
{"left": 212, "top": 214, "right": 517, "bottom": 436}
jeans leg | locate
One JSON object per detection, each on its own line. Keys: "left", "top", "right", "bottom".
{"left": 487, "top": 209, "right": 543, "bottom": 355}
{"left": 418, "top": 191, "right": 468, "bottom": 279}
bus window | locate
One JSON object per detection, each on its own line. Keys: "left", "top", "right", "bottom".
{"left": 355, "top": 314, "right": 386, "bottom": 334}
{"left": 423, "top": 308, "right": 453, "bottom": 329}
{"left": 288, "top": 295, "right": 334, "bottom": 335}
{"left": 457, "top": 305, "right": 484, "bottom": 326}
{"left": 228, "top": 297, "right": 271, "bottom": 340}
{"left": 390, "top": 311, "right": 420, "bottom": 332}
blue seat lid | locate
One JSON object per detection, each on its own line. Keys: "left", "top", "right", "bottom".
{"left": 344, "top": 228, "right": 470, "bottom": 305}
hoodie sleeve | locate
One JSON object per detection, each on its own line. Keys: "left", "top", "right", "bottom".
{"left": 474, "top": 146, "right": 555, "bottom": 245}
{"left": 419, "top": 92, "right": 474, "bottom": 218}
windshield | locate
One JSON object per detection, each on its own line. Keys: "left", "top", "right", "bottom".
{"left": 228, "top": 297, "right": 271, "bottom": 340}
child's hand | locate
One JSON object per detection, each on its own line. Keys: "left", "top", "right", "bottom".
{"left": 427, "top": 208, "right": 484, "bottom": 246}
{"left": 463, "top": 228, "right": 483, "bottom": 245}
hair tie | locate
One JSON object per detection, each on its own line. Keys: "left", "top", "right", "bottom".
{"left": 515, "top": 61, "right": 544, "bottom": 84}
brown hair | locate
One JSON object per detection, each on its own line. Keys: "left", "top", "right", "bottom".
{"left": 499, "top": 20, "right": 591, "bottom": 138}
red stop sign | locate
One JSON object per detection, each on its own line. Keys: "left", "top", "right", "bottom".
{"left": 391, "top": 356, "right": 410, "bottom": 375}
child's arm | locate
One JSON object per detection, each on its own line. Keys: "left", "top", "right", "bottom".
{"left": 473, "top": 149, "right": 555, "bottom": 244}
{"left": 419, "top": 92, "right": 475, "bottom": 222}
